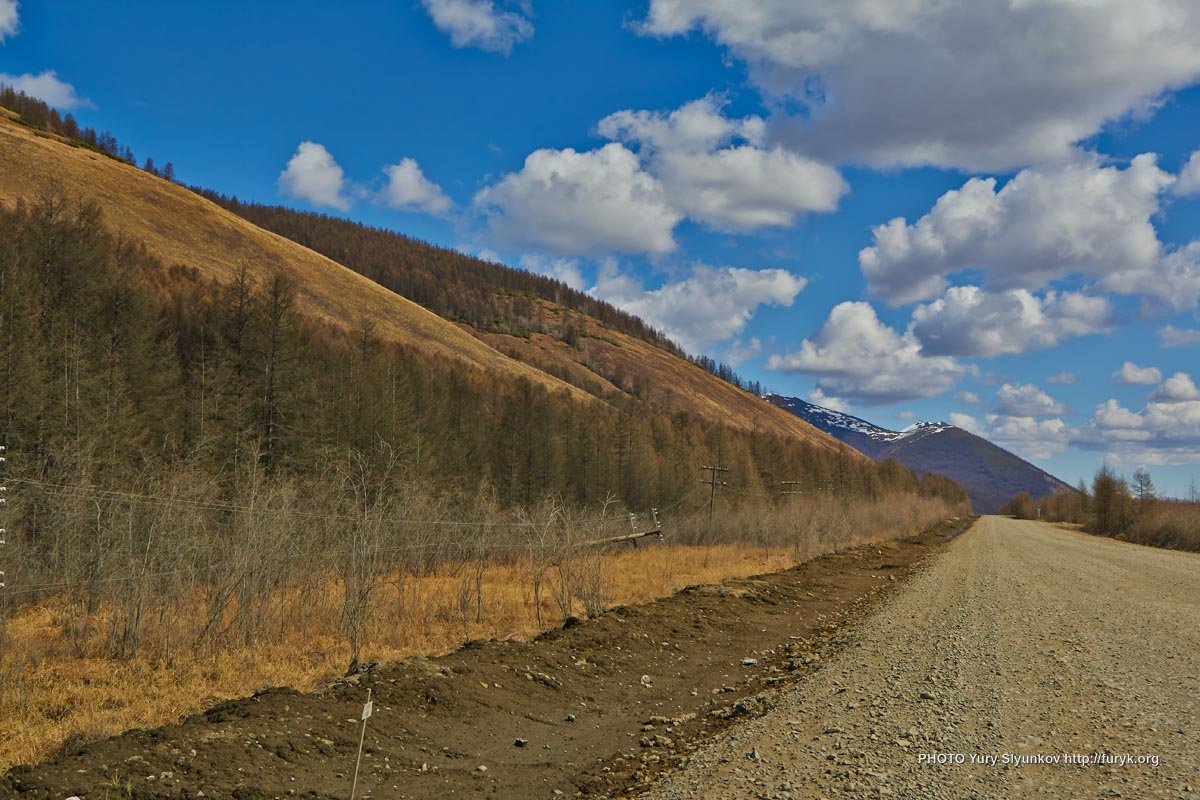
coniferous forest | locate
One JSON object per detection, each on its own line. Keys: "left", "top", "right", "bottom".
{"left": 0, "top": 88, "right": 968, "bottom": 513}
{"left": 0, "top": 192, "right": 973, "bottom": 507}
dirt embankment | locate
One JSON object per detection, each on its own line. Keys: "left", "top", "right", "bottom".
{"left": 3, "top": 520, "right": 970, "bottom": 800}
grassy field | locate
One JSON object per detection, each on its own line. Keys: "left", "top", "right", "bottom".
{"left": 0, "top": 496, "right": 960, "bottom": 771}
{"left": 0, "top": 546, "right": 795, "bottom": 770}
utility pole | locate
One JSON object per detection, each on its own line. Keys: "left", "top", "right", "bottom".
{"left": 780, "top": 480, "right": 804, "bottom": 496}
{"left": 700, "top": 464, "right": 729, "bottom": 520}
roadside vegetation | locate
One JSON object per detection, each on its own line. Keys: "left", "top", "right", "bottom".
{"left": 1002, "top": 466, "right": 1200, "bottom": 553}
{"left": 0, "top": 494, "right": 957, "bottom": 771}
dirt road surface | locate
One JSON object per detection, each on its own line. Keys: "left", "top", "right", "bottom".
{"left": 640, "top": 516, "right": 1200, "bottom": 800}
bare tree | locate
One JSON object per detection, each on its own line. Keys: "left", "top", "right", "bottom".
{"left": 1133, "top": 467, "right": 1157, "bottom": 504}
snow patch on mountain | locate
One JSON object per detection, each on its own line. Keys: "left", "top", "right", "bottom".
{"left": 768, "top": 395, "right": 949, "bottom": 443}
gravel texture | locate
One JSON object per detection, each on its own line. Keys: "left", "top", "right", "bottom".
{"left": 638, "top": 517, "right": 1200, "bottom": 800}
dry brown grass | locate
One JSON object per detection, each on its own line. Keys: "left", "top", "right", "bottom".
{"left": 0, "top": 115, "right": 584, "bottom": 400}
{"left": 0, "top": 488, "right": 965, "bottom": 772}
{"left": 0, "top": 478, "right": 965, "bottom": 772}
{"left": 0, "top": 544, "right": 796, "bottom": 771}
{"left": 1122, "top": 501, "right": 1200, "bottom": 552}
{"left": 480, "top": 303, "right": 855, "bottom": 453}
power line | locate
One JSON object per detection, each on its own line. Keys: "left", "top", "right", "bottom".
{"left": 7, "top": 477, "right": 514, "bottom": 525}
{"left": 0, "top": 479, "right": 705, "bottom": 599}
{"left": 6, "top": 478, "right": 607, "bottom": 528}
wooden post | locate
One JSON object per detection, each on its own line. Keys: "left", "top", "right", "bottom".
{"left": 350, "top": 687, "right": 372, "bottom": 800}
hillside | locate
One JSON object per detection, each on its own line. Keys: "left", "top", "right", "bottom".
{"left": 769, "top": 395, "right": 1074, "bottom": 512}
{"left": 0, "top": 108, "right": 577, "bottom": 397}
{"left": 0, "top": 108, "right": 843, "bottom": 453}
{"left": 202, "top": 196, "right": 845, "bottom": 450}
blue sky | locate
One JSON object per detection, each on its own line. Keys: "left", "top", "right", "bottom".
{"left": 4, "top": 0, "right": 1200, "bottom": 496}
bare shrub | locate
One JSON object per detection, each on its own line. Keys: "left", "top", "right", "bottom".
{"left": 1123, "top": 501, "right": 1200, "bottom": 552}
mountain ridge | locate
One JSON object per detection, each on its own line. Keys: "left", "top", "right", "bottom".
{"left": 768, "top": 394, "right": 1074, "bottom": 513}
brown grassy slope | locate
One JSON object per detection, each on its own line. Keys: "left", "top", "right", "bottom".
{"left": 478, "top": 300, "right": 851, "bottom": 451}
{"left": 0, "top": 111, "right": 849, "bottom": 452}
{"left": 0, "top": 113, "right": 580, "bottom": 396}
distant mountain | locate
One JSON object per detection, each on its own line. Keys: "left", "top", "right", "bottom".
{"left": 768, "top": 395, "right": 1074, "bottom": 513}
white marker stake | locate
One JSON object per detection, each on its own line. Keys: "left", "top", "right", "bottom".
{"left": 350, "top": 687, "right": 372, "bottom": 800}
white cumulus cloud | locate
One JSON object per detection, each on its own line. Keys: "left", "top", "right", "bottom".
{"left": 995, "top": 383, "right": 1065, "bottom": 417}
{"left": 518, "top": 254, "right": 586, "bottom": 291}
{"left": 597, "top": 95, "right": 766, "bottom": 153}
{"left": 1113, "top": 362, "right": 1163, "bottom": 386}
{"left": 593, "top": 262, "right": 807, "bottom": 351}
{"left": 379, "top": 158, "right": 452, "bottom": 214}
{"left": 278, "top": 141, "right": 353, "bottom": 211}
{"left": 765, "top": 301, "right": 965, "bottom": 405}
{"left": 598, "top": 96, "right": 846, "bottom": 232}
{"left": 475, "top": 143, "right": 681, "bottom": 256}
{"left": 0, "top": 70, "right": 92, "bottom": 109}
{"left": 1047, "top": 372, "right": 1078, "bottom": 385}
{"left": 1160, "top": 325, "right": 1200, "bottom": 347}
{"left": 1150, "top": 372, "right": 1200, "bottom": 403}
{"left": 949, "top": 412, "right": 983, "bottom": 435}
{"left": 1174, "top": 150, "right": 1200, "bottom": 196}
{"left": 1139, "top": 241, "right": 1200, "bottom": 312}
{"left": 950, "top": 409, "right": 1072, "bottom": 459}
{"left": 654, "top": 146, "right": 845, "bottom": 232}
{"left": 724, "top": 337, "right": 763, "bottom": 367}
{"left": 910, "top": 286, "right": 1111, "bottom": 357}
{"left": 1075, "top": 397, "right": 1200, "bottom": 465}
{"left": 487, "top": 97, "right": 847, "bottom": 255}
{"left": 987, "top": 416, "right": 1074, "bottom": 460}
{"left": 420, "top": 0, "right": 533, "bottom": 54}
{"left": 859, "top": 154, "right": 1172, "bottom": 305}
{"left": 809, "top": 387, "right": 850, "bottom": 413}
{"left": 640, "top": 0, "right": 1200, "bottom": 171}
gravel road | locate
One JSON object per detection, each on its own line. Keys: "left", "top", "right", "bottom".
{"left": 639, "top": 516, "right": 1200, "bottom": 800}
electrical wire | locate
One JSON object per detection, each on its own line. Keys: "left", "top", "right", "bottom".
{"left": 0, "top": 482, "right": 704, "bottom": 598}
